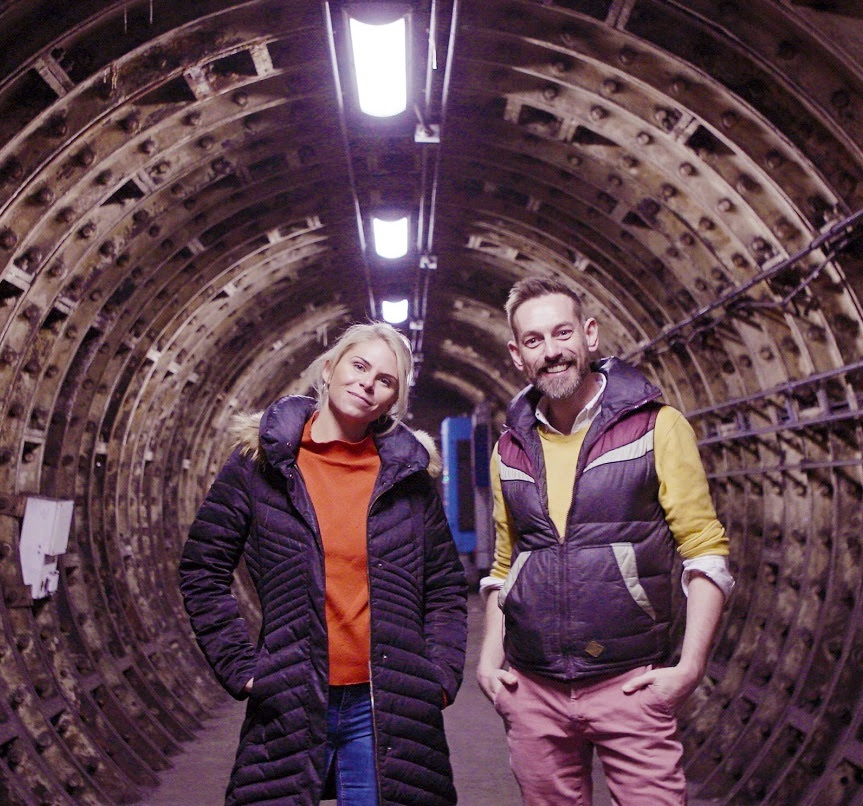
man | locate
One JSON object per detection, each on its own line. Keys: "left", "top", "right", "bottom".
{"left": 477, "top": 277, "right": 734, "bottom": 804}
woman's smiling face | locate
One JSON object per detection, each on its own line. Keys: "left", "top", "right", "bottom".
{"left": 322, "top": 337, "right": 399, "bottom": 431}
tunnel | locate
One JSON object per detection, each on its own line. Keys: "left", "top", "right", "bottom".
{"left": 0, "top": 0, "right": 862, "bottom": 803}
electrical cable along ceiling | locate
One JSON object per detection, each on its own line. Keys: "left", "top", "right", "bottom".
{"left": 0, "top": 0, "right": 861, "bottom": 803}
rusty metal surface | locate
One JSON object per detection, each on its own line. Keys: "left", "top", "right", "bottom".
{"left": 0, "top": 1, "right": 862, "bottom": 803}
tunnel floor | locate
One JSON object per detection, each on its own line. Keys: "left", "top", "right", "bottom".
{"left": 144, "top": 593, "right": 719, "bottom": 806}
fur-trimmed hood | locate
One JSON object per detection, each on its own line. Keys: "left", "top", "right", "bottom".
{"left": 228, "top": 406, "right": 442, "bottom": 478}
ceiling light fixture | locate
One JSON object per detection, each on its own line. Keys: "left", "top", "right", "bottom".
{"left": 372, "top": 215, "right": 409, "bottom": 259}
{"left": 381, "top": 298, "right": 409, "bottom": 324}
{"left": 348, "top": 15, "right": 407, "bottom": 118}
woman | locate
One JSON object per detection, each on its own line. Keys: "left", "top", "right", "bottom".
{"left": 179, "top": 322, "right": 468, "bottom": 805}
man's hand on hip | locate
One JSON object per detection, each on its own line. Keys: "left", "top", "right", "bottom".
{"left": 620, "top": 664, "right": 700, "bottom": 713}
{"left": 477, "top": 665, "right": 518, "bottom": 702}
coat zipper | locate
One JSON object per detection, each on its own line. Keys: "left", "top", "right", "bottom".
{"left": 286, "top": 461, "right": 331, "bottom": 801}
{"left": 365, "top": 475, "right": 394, "bottom": 800}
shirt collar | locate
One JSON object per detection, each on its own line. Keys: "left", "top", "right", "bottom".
{"left": 535, "top": 372, "right": 607, "bottom": 435}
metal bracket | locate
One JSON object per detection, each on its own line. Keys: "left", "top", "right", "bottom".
{"left": 414, "top": 123, "right": 441, "bottom": 144}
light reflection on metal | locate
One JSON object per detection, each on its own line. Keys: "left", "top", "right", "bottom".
{"left": 626, "top": 208, "right": 863, "bottom": 360}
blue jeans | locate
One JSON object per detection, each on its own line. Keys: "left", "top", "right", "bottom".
{"left": 325, "top": 683, "right": 379, "bottom": 805}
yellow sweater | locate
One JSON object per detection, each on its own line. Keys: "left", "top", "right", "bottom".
{"left": 489, "top": 405, "right": 728, "bottom": 580}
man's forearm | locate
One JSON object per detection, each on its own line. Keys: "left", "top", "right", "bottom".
{"left": 477, "top": 589, "right": 506, "bottom": 672}
{"left": 676, "top": 572, "right": 725, "bottom": 681}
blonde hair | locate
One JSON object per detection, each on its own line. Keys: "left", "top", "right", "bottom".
{"left": 308, "top": 322, "right": 414, "bottom": 433}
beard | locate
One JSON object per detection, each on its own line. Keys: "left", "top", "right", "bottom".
{"left": 530, "top": 355, "right": 591, "bottom": 400}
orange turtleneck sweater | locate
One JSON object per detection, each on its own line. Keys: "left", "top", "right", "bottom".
{"left": 296, "top": 416, "right": 381, "bottom": 685}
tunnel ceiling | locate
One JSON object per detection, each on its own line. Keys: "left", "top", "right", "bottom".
{"left": 1, "top": 0, "right": 863, "bottom": 803}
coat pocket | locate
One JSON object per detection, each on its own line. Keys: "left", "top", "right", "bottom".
{"left": 609, "top": 542, "right": 656, "bottom": 621}
{"left": 498, "top": 550, "right": 533, "bottom": 610}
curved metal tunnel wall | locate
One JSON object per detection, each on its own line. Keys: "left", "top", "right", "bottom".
{"left": 0, "top": 1, "right": 862, "bottom": 803}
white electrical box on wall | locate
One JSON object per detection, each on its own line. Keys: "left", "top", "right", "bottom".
{"left": 19, "top": 497, "right": 74, "bottom": 600}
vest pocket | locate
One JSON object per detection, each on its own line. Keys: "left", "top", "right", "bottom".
{"left": 498, "top": 550, "right": 533, "bottom": 610}
{"left": 610, "top": 543, "right": 656, "bottom": 621}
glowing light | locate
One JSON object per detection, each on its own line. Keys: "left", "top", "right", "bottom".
{"left": 381, "top": 298, "right": 409, "bottom": 324}
{"left": 349, "top": 16, "right": 407, "bottom": 117}
{"left": 372, "top": 216, "right": 408, "bottom": 259}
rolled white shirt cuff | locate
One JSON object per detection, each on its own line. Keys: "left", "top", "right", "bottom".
{"left": 682, "top": 555, "right": 735, "bottom": 600}
{"left": 479, "top": 575, "right": 504, "bottom": 601}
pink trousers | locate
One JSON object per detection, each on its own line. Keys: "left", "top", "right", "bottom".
{"left": 494, "top": 665, "right": 687, "bottom": 805}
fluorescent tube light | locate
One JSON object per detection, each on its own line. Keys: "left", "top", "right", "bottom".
{"left": 372, "top": 216, "right": 408, "bottom": 259}
{"left": 381, "top": 298, "right": 409, "bottom": 324}
{"left": 349, "top": 16, "right": 407, "bottom": 117}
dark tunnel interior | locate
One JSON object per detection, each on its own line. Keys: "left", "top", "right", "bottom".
{"left": 1, "top": 0, "right": 863, "bottom": 803}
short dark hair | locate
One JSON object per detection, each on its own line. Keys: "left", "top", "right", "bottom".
{"left": 505, "top": 277, "right": 584, "bottom": 334}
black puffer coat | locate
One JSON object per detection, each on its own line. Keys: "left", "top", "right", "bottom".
{"left": 179, "top": 396, "right": 468, "bottom": 805}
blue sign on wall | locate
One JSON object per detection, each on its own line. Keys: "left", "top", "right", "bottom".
{"left": 440, "top": 416, "right": 476, "bottom": 554}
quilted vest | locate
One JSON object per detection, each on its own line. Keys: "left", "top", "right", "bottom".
{"left": 497, "top": 357, "right": 675, "bottom": 681}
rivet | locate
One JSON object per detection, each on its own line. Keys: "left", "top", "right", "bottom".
{"left": 46, "top": 114, "right": 68, "bottom": 138}
{"left": 670, "top": 77, "right": 688, "bottom": 95}
{"left": 636, "top": 131, "right": 652, "bottom": 146}
{"left": 721, "top": 110, "right": 738, "bottom": 129}
{"left": 678, "top": 162, "right": 695, "bottom": 177}
{"left": 699, "top": 217, "right": 715, "bottom": 231}
{"left": 79, "top": 222, "right": 96, "bottom": 239}
{"left": 140, "top": 139, "right": 157, "bottom": 155}
{"left": 198, "top": 135, "right": 216, "bottom": 150}
{"left": 717, "top": 198, "right": 733, "bottom": 213}
{"left": 119, "top": 113, "right": 140, "bottom": 134}
{"left": 542, "top": 85, "right": 558, "bottom": 101}
{"left": 0, "top": 229, "right": 18, "bottom": 250}
{"left": 233, "top": 90, "right": 249, "bottom": 107}
{"left": 22, "top": 304, "right": 40, "bottom": 322}
{"left": 618, "top": 47, "right": 635, "bottom": 65}
{"left": 76, "top": 146, "right": 95, "bottom": 167}
{"left": 765, "top": 150, "right": 784, "bottom": 170}
{"left": 601, "top": 78, "right": 620, "bottom": 96}
{"left": 0, "top": 156, "right": 24, "bottom": 183}
{"left": 185, "top": 110, "right": 202, "bottom": 126}
{"left": 96, "top": 169, "right": 113, "bottom": 185}
{"left": 735, "top": 173, "right": 757, "bottom": 194}
{"left": 34, "top": 186, "right": 54, "bottom": 205}
{"left": 56, "top": 207, "right": 76, "bottom": 224}
{"left": 654, "top": 107, "right": 676, "bottom": 130}
{"left": 589, "top": 105, "right": 607, "bottom": 121}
